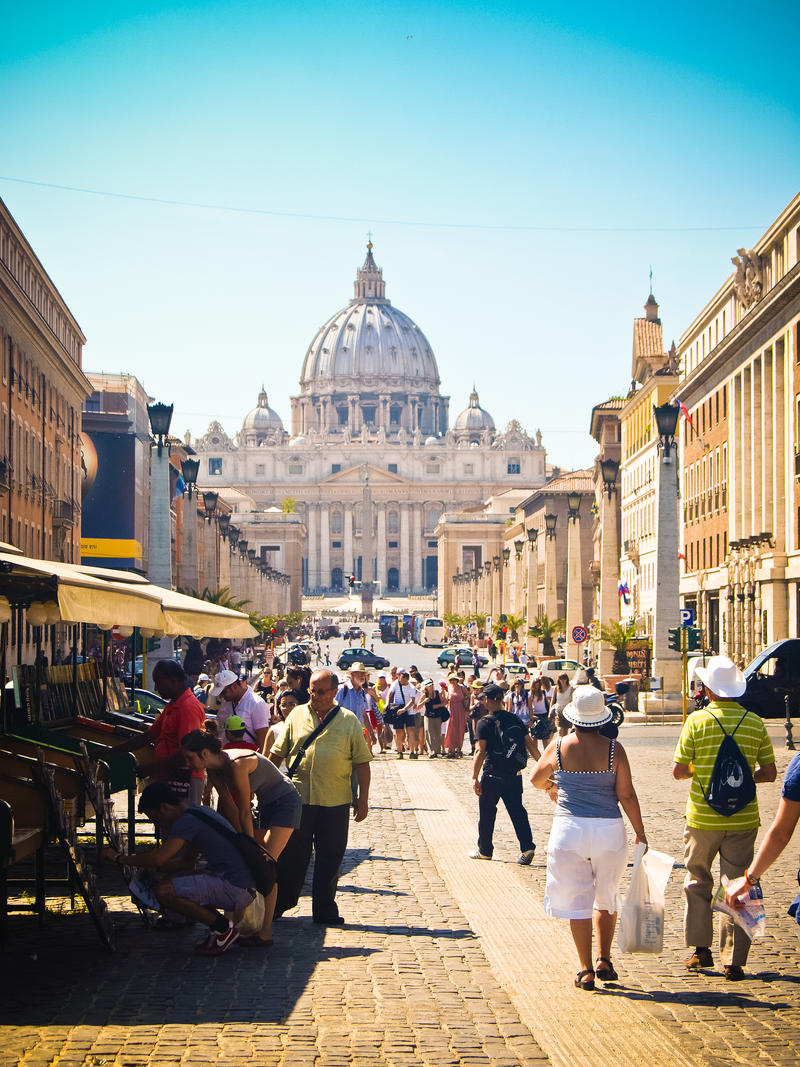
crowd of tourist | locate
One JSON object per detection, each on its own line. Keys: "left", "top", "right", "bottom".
{"left": 108, "top": 642, "right": 800, "bottom": 993}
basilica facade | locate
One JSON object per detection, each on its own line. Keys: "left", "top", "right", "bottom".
{"left": 191, "top": 245, "right": 547, "bottom": 596}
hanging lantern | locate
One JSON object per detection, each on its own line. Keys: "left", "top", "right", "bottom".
{"left": 115, "top": 625, "right": 134, "bottom": 638}
{"left": 27, "top": 601, "right": 48, "bottom": 626}
{"left": 0, "top": 596, "right": 12, "bottom": 624}
{"left": 43, "top": 601, "right": 61, "bottom": 625}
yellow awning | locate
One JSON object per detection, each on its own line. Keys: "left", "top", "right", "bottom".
{"left": 150, "top": 585, "right": 257, "bottom": 639}
{"left": 0, "top": 552, "right": 165, "bottom": 630}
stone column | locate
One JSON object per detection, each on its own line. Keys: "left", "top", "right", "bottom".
{"left": 411, "top": 504, "right": 422, "bottom": 591}
{"left": 343, "top": 506, "right": 353, "bottom": 577}
{"left": 218, "top": 531, "right": 231, "bottom": 591}
{"left": 565, "top": 513, "right": 583, "bottom": 662}
{"left": 180, "top": 493, "right": 199, "bottom": 594}
{"left": 400, "top": 504, "right": 410, "bottom": 591}
{"left": 544, "top": 531, "right": 558, "bottom": 626}
{"left": 379, "top": 395, "right": 390, "bottom": 431}
{"left": 146, "top": 443, "right": 174, "bottom": 690}
{"left": 307, "top": 505, "right": 319, "bottom": 590}
{"left": 319, "top": 504, "right": 330, "bottom": 591}
{"left": 376, "top": 503, "right": 387, "bottom": 594}
{"left": 348, "top": 396, "right": 360, "bottom": 433}
{"left": 598, "top": 490, "right": 620, "bottom": 676}
{"left": 651, "top": 444, "right": 682, "bottom": 693}
{"left": 526, "top": 536, "right": 538, "bottom": 652}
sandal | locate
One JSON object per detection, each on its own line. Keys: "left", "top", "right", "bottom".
{"left": 595, "top": 957, "right": 618, "bottom": 982}
{"left": 574, "top": 968, "right": 595, "bottom": 990}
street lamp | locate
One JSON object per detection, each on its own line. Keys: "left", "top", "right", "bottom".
{"left": 502, "top": 547, "right": 511, "bottom": 564}
{"left": 180, "top": 457, "right": 200, "bottom": 498}
{"left": 527, "top": 527, "right": 538, "bottom": 548}
{"left": 484, "top": 561, "right": 492, "bottom": 576}
{"left": 217, "top": 513, "right": 230, "bottom": 540}
{"left": 238, "top": 539, "right": 248, "bottom": 558}
{"left": 544, "top": 512, "right": 557, "bottom": 539}
{"left": 147, "top": 402, "right": 173, "bottom": 457}
{"left": 202, "top": 491, "right": 218, "bottom": 524}
{"left": 566, "top": 491, "right": 582, "bottom": 522}
{"left": 653, "top": 402, "right": 680, "bottom": 460}
{"left": 514, "top": 540, "right": 524, "bottom": 560}
{"left": 227, "top": 524, "right": 239, "bottom": 546}
{"left": 493, "top": 555, "right": 501, "bottom": 572}
{"left": 247, "top": 548, "right": 256, "bottom": 565}
{"left": 600, "top": 457, "right": 619, "bottom": 495}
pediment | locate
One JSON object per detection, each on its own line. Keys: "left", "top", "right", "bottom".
{"left": 320, "top": 462, "right": 411, "bottom": 486}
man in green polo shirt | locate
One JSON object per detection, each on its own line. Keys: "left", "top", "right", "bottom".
{"left": 673, "top": 655, "right": 776, "bottom": 980}
{"left": 270, "top": 669, "right": 371, "bottom": 925}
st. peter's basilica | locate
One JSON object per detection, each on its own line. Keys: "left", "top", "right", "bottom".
{"left": 191, "top": 244, "right": 547, "bottom": 596}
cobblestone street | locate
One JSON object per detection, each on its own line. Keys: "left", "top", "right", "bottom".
{"left": 2, "top": 724, "right": 799, "bottom": 1067}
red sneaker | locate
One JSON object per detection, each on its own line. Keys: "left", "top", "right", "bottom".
{"left": 196, "top": 922, "right": 239, "bottom": 955}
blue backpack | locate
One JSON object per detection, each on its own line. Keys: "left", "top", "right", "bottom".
{"left": 701, "top": 711, "right": 757, "bottom": 817}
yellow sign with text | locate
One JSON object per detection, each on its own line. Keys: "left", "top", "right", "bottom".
{"left": 81, "top": 538, "right": 142, "bottom": 559}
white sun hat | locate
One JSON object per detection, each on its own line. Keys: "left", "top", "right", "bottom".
{"left": 210, "top": 669, "right": 239, "bottom": 697}
{"left": 562, "top": 685, "right": 612, "bottom": 729}
{"left": 694, "top": 655, "right": 746, "bottom": 699}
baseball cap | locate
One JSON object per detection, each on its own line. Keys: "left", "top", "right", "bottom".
{"left": 483, "top": 683, "right": 506, "bottom": 702}
{"left": 224, "top": 715, "right": 246, "bottom": 732}
{"left": 210, "top": 669, "right": 239, "bottom": 697}
{"left": 197, "top": 673, "right": 210, "bottom": 683}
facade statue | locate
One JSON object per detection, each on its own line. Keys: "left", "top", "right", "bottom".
{"left": 397, "top": 426, "right": 407, "bottom": 445}
{"left": 535, "top": 429, "right": 542, "bottom": 448}
{"left": 361, "top": 424, "right": 369, "bottom": 445}
{"left": 342, "top": 425, "right": 351, "bottom": 445}
{"left": 376, "top": 424, "right": 386, "bottom": 444}
{"left": 731, "top": 248, "right": 764, "bottom": 309}
{"left": 412, "top": 427, "right": 422, "bottom": 447}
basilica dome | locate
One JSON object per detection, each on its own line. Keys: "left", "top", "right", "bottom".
{"left": 299, "top": 244, "right": 440, "bottom": 393}
{"left": 241, "top": 388, "right": 284, "bottom": 436}
{"left": 454, "top": 389, "right": 495, "bottom": 434}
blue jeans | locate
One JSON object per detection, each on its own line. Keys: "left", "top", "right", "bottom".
{"left": 477, "top": 774, "right": 535, "bottom": 857}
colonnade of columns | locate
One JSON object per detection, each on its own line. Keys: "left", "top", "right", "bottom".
{"left": 304, "top": 499, "right": 434, "bottom": 594}
{"left": 290, "top": 391, "right": 450, "bottom": 437}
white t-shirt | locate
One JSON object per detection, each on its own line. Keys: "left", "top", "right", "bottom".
{"left": 215, "top": 684, "right": 270, "bottom": 742}
{"left": 388, "top": 681, "right": 416, "bottom": 709}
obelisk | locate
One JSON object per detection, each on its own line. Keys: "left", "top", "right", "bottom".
{"left": 361, "top": 467, "right": 374, "bottom": 616}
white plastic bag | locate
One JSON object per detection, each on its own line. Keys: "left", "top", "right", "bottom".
{"left": 712, "top": 876, "right": 766, "bottom": 939}
{"left": 227, "top": 891, "right": 265, "bottom": 937}
{"left": 618, "top": 843, "right": 675, "bottom": 954}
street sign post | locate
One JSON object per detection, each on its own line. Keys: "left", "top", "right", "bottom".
{"left": 680, "top": 607, "right": 695, "bottom": 627}
{"left": 571, "top": 625, "right": 587, "bottom": 644}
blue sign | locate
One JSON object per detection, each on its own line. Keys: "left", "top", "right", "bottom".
{"left": 680, "top": 608, "right": 695, "bottom": 627}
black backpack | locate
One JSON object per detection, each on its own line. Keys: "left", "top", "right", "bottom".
{"left": 701, "top": 711, "right": 757, "bottom": 817}
{"left": 187, "top": 808, "right": 276, "bottom": 896}
{"left": 490, "top": 712, "right": 528, "bottom": 773}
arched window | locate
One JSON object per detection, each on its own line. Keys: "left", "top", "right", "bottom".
{"left": 331, "top": 512, "right": 343, "bottom": 534}
{"left": 387, "top": 567, "right": 399, "bottom": 591}
{"left": 331, "top": 567, "right": 343, "bottom": 589}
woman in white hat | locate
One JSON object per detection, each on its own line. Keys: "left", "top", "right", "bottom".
{"left": 531, "top": 685, "right": 647, "bottom": 991}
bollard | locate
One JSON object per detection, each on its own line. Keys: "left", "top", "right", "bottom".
{"left": 785, "top": 693, "right": 796, "bottom": 751}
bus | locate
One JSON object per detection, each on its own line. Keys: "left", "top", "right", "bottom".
{"left": 419, "top": 617, "right": 446, "bottom": 647}
{"left": 379, "top": 613, "right": 400, "bottom": 643}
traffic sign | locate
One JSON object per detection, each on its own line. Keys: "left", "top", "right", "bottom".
{"left": 680, "top": 607, "right": 695, "bottom": 627}
{"left": 571, "top": 625, "right": 587, "bottom": 644}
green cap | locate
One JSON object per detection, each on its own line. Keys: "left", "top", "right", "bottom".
{"left": 224, "top": 715, "right": 246, "bottom": 733}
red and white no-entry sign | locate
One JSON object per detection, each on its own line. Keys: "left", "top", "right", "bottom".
{"left": 571, "top": 625, "right": 587, "bottom": 644}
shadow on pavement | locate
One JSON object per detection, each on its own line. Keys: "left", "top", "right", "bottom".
{"left": 597, "top": 983, "right": 792, "bottom": 1011}
{"left": 0, "top": 911, "right": 381, "bottom": 1028}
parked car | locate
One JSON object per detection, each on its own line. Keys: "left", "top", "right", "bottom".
{"left": 370, "top": 629, "right": 382, "bottom": 640}
{"left": 531, "top": 658, "right": 582, "bottom": 683}
{"left": 739, "top": 639, "right": 800, "bottom": 718}
{"left": 437, "top": 646, "right": 488, "bottom": 668}
{"left": 336, "top": 648, "right": 390, "bottom": 670}
{"left": 344, "top": 626, "right": 365, "bottom": 640}
{"left": 505, "top": 663, "right": 530, "bottom": 677}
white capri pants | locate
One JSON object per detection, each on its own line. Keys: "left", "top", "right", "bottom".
{"left": 544, "top": 815, "right": 628, "bottom": 919}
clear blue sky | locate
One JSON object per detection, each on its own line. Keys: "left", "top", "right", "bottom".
{"left": 2, "top": 0, "right": 799, "bottom": 469}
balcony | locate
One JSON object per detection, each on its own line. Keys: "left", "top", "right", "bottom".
{"left": 52, "top": 499, "right": 75, "bottom": 528}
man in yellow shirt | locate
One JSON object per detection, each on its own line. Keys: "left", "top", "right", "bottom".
{"left": 270, "top": 669, "right": 371, "bottom": 925}
{"left": 673, "top": 656, "right": 776, "bottom": 980}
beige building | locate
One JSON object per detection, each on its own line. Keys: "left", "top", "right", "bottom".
{"left": 588, "top": 399, "right": 623, "bottom": 674}
{"left": 676, "top": 191, "right": 800, "bottom": 663}
{"left": 618, "top": 293, "right": 679, "bottom": 637}
{"left": 192, "top": 244, "right": 547, "bottom": 599}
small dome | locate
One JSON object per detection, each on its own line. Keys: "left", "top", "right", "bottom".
{"left": 454, "top": 388, "right": 495, "bottom": 433}
{"left": 242, "top": 387, "right": 284, "bottom": 435}
{"left": 424, "top": 435, "right": 439, "bottom": 446}
{"left": 288, "top": 435, "right": 307, "bottom": 448}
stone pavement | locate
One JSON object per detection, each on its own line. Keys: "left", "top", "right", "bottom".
{"left": 1, "top": 724, "right": 799, "bottom": 1066}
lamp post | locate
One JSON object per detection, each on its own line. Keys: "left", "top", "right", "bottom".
{"left": 598, "top": 456, "right": 620, "bottom": 677}
{"left": 543, "top": 509, "right": 558, "bottom": 626}
{"left": 525, "top": 527, "right": 538, "bottom": 651}
{"left": 179, "top": 457, "right": 200, "bottom": 593}
{"left": 200, "top": 491, "right": 219, "bottom": 593}
{"left": 652, "top": 402, "right": 682, "bottom": 694}
{"left": 146, "top": 400, "right": 173, "bottom": 689}
{"left": 565, "top": 491, "right": 583, "bottom": 663}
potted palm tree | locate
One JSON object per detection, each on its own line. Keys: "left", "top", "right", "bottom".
{"left": 598, "top": 619, "right": 637, "bottom": 690}
{"left": 529, "top": 612, "right": 564, "bottom": 657}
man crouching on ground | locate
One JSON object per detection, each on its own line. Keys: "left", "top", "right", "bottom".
{"left": 104, "top": 781, "right": 257, "bottom": 955}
